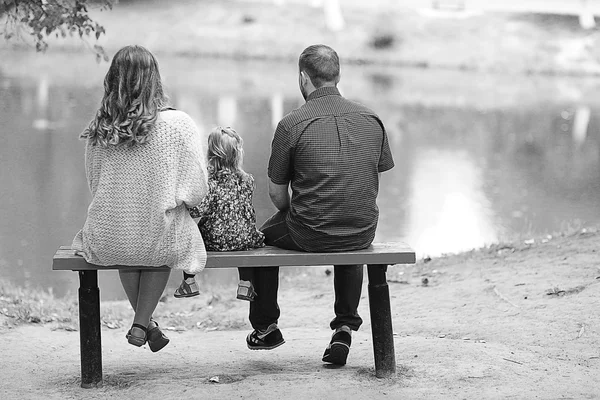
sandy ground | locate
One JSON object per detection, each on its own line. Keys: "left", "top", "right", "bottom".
{"left": 1, "top": 229, "right": 599, "bottom": 399}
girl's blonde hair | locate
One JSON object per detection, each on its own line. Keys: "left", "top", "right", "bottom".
{"left": 207, "top": 126, "right": 246, "bottom": 177}
{"left": 81, "top": 45, "right": 168, "bottom": 147}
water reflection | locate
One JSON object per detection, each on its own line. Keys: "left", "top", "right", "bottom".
{"left": 406, "top": 149, "right": 498, "bottom": 256}
{"left": 572, "top": 106, "right": 590, "bottom": 147}
{"left": 1, "top": 56, "right": 600, "bottom": 299}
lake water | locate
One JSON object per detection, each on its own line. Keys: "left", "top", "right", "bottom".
{"left": 1, "top": 52, "right": 600, "bottom": 299}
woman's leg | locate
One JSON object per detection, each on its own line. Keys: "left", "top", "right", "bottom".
{"left": 119, "top": 269, "right": 142, "bottom": 311}
{"left": 132, "top": 269, "right": 171, "bottom": 328}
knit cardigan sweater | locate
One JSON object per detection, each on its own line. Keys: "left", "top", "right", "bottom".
{"left": 72, "top": 110, "right": 209, "bottom": 274}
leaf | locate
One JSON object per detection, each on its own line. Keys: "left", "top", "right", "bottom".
{"left": 3, "top": 0, "right": 115, "bottom": 59}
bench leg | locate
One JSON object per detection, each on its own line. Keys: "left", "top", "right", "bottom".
{"left": 78, "top": 270, "right": 102, "bottom": 388}
{"left": 367, "top": 264, "right": 396, "bottom": 378}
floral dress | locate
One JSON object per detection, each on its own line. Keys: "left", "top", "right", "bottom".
{"left": 188, "top": 170, "right": 265, "bottom": 251}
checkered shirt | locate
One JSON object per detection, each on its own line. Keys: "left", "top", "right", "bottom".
{"left": 268, "top": 86, "right": 394, "bottom": 252}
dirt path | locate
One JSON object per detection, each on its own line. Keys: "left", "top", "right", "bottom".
{"left": 1, "top": 230, "right": 599, "bottom": 399}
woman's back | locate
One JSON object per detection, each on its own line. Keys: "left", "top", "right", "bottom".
{"left": 73, "top": 110, "right": 208, "bottom": 273}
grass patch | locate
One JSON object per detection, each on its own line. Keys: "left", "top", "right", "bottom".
{"left": 0, "top": 279, "right": 78, "bottom": 328}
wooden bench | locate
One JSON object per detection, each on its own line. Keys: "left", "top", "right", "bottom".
{"left": 53, "top": 242, "right": 416, "bottom": 387}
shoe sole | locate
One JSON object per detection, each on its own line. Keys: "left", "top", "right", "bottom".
{"left": 323, "top": 342, "right": 350, "bottom": 365}
{"left": 247, "top": 339, "right": 285, "bottom": 351}
{"left": 148, "top": 338, "right": 170, "bottom": 352}
{"left": 174, "top": 292, "right": 200, "bottom": 298}
{"left": 126, "top": 334, "right": 146, "bottom": 347}
{"left": 127, "top": 338, "right": 146, "bottom": 347}
{"left": 147, "top": 330, "right": 170, "bottom": 352}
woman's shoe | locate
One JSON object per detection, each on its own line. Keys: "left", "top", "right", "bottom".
{"left": 147, "top": 319, "right": 170, "bottom": 353}
{"left": 237, "top": 280, "right": 257, "bottom": 301}
{"left": 126, "top": 323, "right": 147, "bottom": 347}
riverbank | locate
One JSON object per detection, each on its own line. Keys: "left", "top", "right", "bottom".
{"left": 1, "top": 228, "right": 599, "bottom": 398}
{"left": 2, "top": 0, "right": 600, "bottom": 76}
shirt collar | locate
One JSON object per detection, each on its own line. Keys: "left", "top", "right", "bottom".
{"left": 307, "top": 86, "right": 340, "bottom": 101}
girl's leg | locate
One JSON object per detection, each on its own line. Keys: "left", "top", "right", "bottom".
{"left": 119, "top": 269, "right": 142, "bottom": 311}
{"left": 174, "top": 270, "right": 200, "bottom": 298}
{"left": 183, "top": 272, "right": 195, "bottom": 280}
{"left": 132, "top": 269, "right": 171, "bottom": 328}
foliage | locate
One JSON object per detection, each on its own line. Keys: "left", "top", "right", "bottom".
{"left": 0, "top": 278, "right": 78, "bottom": 328}
{"left": 0, "top": 0, "right": 115, "bottom": 62}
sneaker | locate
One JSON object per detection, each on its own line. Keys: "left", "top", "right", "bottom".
{"left": 322, "top": 325, "right": 352, "bottom": 365}
{"left": 237, "top": 280, "right": 257, "bottom": 301}
{"left": 246, "top": 323, "right": 285, "bottom": 350}
{"left": 174, "top": 278, "right": 200, "bottom": 298}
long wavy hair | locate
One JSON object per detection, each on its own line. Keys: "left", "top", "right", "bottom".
{"left": 81, "top": 45, "right": 168, "bottom": 147}
{"left": 207, "top": 126, "right": 247, "bottom": 178}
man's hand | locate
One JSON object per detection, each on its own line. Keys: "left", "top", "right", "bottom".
{"left": 269, "top": 181, "right": 290, "bottom": 211}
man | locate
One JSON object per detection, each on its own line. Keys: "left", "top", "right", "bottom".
{"left": 246, "top": 44, "right": 395, "bottom": 366}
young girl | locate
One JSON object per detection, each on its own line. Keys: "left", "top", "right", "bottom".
{"left": 174, "top": 126, "right": 264, "bottom": 301}
{"left": 72, "top": 45, "right": 208, "bottom": 351}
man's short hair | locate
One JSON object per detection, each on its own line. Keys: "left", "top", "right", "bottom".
{"left": 298, "top": 44, "right": 340, "bottom": 88}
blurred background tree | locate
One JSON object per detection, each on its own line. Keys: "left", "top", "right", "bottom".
{"left": 0, "top": 0, "right": 114, "bottom": 61}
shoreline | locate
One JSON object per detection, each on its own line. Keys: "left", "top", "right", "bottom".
{"left": 3, "top": 0, "right": 600, "bottom": 77}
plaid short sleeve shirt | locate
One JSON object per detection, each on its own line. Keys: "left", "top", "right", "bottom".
{"left": 268, "top": 86, "right": 394, "bottom": 252}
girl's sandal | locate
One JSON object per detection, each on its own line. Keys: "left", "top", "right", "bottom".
{"left": 174, "top": 279, "right": 200, "bottom": 298}
{"left": 237, "top": 280, "right": 257, "bottom": 301}
{"left": 147, "top": 319, "right": 170, "bottom": 353}
{"left": 126, "top": 323, "right": 147, "bottom": 347}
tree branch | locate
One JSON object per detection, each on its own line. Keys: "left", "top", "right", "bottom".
{"left": 0, "top": 0, "right": 114, "bottom": 61}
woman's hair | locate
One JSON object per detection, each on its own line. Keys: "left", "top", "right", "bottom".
{"left": 81, "top": 45, "right": 168, "bottom": 147}
{"left": 207, "top": 126, "right": 246, "bottom": 177}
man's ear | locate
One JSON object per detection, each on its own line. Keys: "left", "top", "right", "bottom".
{"left": 300, "top": 71, "right": 309, "bottom": 84}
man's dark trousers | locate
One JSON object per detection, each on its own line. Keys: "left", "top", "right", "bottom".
{"left": 249, "top": 211, "right": 364, "bottom": 332}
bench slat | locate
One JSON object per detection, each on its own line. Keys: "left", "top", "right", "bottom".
{"left": 53, "top": 243, "right": 416, "bottom": 271}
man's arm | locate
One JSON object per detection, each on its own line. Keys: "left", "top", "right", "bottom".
{"left": 269, "top": 180, "right": 290, "bottom": 211}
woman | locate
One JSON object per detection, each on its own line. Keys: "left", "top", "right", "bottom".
{"left": 72, "top": 45, "right": 208, "bottom": 351}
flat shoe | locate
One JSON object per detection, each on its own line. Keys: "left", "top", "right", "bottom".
{"left": 147, "top": 319, "right": 170, "bottom": 352}
{"left": 126, "top": 323, "right": 147, "bottom": 347}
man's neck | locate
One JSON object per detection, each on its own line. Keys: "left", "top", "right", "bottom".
{"left": 304, "top": 81, "right": 337, "bottom": 99}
